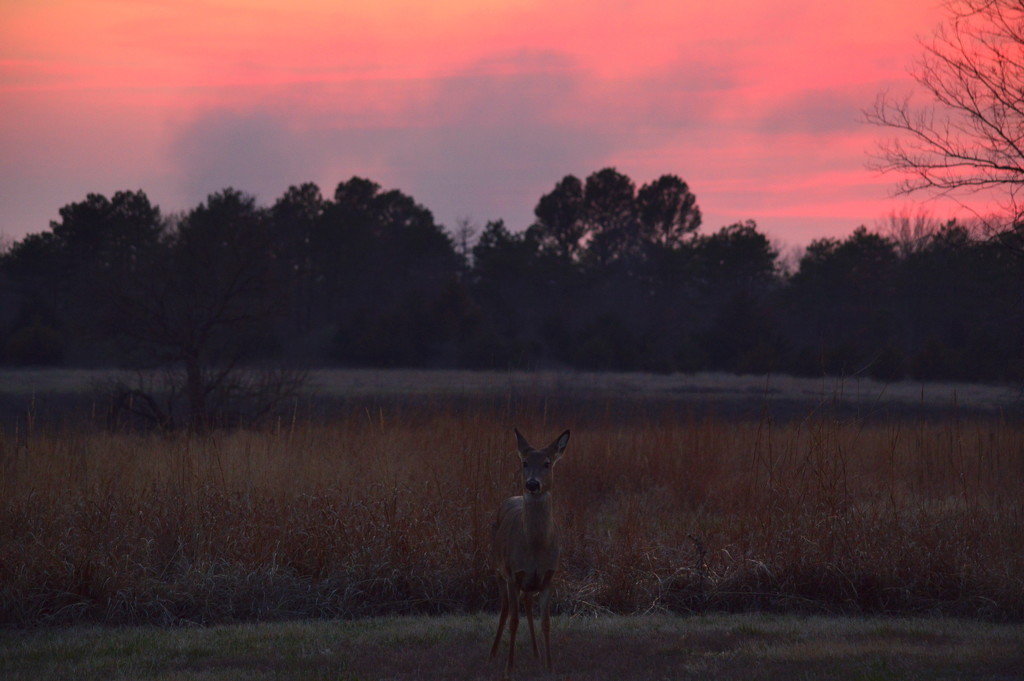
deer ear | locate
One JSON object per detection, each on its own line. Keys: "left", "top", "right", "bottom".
{"left": 514, "top": 428, "right": 532, "bottom": 456}
{"left": 549, "top": 429, "right": 570, "bottom": 462}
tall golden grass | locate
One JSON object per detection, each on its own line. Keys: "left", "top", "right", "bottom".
{"left": 2, "top": 395, "right": 1023, "bottom": 626}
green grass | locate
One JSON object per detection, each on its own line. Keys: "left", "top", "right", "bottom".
{"left": 2, "top": 614, "right": 1022, "bottom": 680}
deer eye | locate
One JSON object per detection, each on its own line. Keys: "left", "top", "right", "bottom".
{"left": 544, "top": 460, "right": 551, "bottom": 468}
{"left": 522, "top": 461, "right": 529, "bottom": 468}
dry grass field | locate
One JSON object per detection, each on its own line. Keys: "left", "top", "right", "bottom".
{"left": 2, "top": 370, "right": 1023, "bottom": 628}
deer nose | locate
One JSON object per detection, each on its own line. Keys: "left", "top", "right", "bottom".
{"left": 525, "top": 479, "right": 540, "bottom": 493}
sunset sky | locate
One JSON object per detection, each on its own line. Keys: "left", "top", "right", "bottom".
{"left": 1, "top": 0, "right": 973, "bottom": 248}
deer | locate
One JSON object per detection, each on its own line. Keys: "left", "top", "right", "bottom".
{"left": 489, "top": 427, "right": 571, "bottom": 679}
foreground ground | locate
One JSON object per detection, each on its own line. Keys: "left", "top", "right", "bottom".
{"left": 2, "top": 613, "right": 1023, "bottom": 681}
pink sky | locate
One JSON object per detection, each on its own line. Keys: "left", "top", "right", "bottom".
{"left": 0, "top": 0, "right": 979, "bottom": 247}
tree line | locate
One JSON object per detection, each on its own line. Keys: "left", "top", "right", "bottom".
{"left": 2, "top": 168, "right": 1023, "bottom": 414}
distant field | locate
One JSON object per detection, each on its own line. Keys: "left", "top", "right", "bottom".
{"left": 308, "top": 368, "right": 1021, "bottom": 406}
{"left": 1, "top": 367, "right": 1020, "bottom": 421}
{"left": 2, "top": 613, "right": 1022, "bottom": 680}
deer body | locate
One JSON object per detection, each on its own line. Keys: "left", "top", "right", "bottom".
{"left": 493, "top": 494, "right": 559, "bottom": 590}
{"left": 490, "top": 428, "right": 570, "bottom": 679}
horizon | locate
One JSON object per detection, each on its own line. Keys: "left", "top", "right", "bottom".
{"left": 0, "top": 0, "right": 999, "bottom": 249}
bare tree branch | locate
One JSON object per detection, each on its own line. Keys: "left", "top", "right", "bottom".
{"left": 866, "top": 0, "right": 1024, "bottom": 228}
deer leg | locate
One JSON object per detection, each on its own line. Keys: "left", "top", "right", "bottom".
{"left": 490, "top": 577, "right": 509, "bottom": 659}
{"left": 539, "top": 570, "right": 555, "bottom": 671}
{"left": 505, "top": 577, "right": 521, "bottom": 679}
{"left": 523, "top": 591, "right": 539, "bottom": 659}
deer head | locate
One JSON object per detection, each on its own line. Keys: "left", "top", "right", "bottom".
{"left": 515, "top": 428, "right": 570, "bottom": 497}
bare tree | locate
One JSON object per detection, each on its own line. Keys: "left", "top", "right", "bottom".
{"left": 453, "top": 217, "right": 479, "bottom": 267}
{"left": 866, "top": 0, "right": 1024, "bottom": 228}
{"left": 109, "top": 190, "right": 305, "bottom": 432}
{"left": 874, "top": 207, "right": 945, "bottom": 257}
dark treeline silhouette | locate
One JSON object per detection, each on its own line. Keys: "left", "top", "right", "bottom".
{"left": 3, "top": 169, "right": 1024, "bottom": 390}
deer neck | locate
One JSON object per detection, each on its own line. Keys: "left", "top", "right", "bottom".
{"left": 522, "top": 491, "right": 555, "bottom": 548}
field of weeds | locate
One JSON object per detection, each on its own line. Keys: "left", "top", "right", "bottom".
{"left": 2, "top": 374, "right": 1023, "bottom": 628}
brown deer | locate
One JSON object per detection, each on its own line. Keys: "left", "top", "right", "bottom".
{"left": 490, "top": 427, "right": 570, "bottom": 679}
